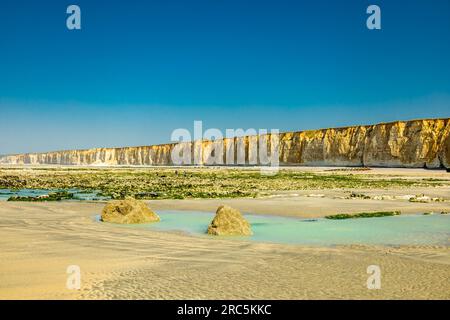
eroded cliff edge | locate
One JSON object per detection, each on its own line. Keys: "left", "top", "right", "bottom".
{"left": 1, "top": 118, "right": 449, "bottom": 169}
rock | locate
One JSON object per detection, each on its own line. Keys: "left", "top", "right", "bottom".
{"left": 207, "top": 205, "right": 253, "bottom": 236}
{"left": 101, "top": 198, "right": 160, "bottom": 224}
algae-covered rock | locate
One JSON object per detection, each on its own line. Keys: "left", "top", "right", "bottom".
{"left": 101, "top": 198, "right": 160, "bottom": 224}
{"left": 207, "top": 205, "right": 252, "bottom": 236}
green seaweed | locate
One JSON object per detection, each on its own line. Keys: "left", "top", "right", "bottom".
{"left": 7, "top": 191, "right": 74, "bottom": 202}
{"left": 0, "top": 166, "right": 447, "bottom": 200}
{"left": 325, "top": 211, "right": 401, "bottom": 220}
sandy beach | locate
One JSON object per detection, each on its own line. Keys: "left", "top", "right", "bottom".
{"left": 0, "top": 167, "right": 449, "bottom": 300}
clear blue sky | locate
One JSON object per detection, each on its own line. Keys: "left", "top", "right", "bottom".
{"left": 1, "top": 0, "right": 449, "bottom": 154}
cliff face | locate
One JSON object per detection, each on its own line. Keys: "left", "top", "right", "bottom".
{"left": 1, "top": 118, "right": 449, "bottom": 169}
{"left": 278, "top": 118, "right": 450, "bottom": 168}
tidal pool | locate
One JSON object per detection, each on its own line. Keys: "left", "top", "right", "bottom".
{"left": 97, "top": 210, "right": 450, "bottom": 246}
{"left": 0, "top": 188, "right": 110, "bottom": 201}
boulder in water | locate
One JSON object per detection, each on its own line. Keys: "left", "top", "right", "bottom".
{"left": 207, "top": 205, "right": 252, "bottom": 236}
{"left": 101, "top": 198, "right": 160, "bottom": 224}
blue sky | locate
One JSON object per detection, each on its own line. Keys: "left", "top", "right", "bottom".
{"left": 1, "top": 0, "right": 449, "bottom": 154}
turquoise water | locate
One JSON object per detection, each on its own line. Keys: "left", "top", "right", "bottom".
{"left": 0, "top": 188, "right": 110, "bottom": 201}
{"left": 97, "top": 210, "right": 450, "bottom": 246}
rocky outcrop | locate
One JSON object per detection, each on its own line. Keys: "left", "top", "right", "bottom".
{"left": 101, "top": 198, "right": 160, "bottom": 224}
{"left": 207, "top": 205, "right": 253, "bottom": 236}
{"left": 1, "top": 118, "right": 449, "bottom": 169}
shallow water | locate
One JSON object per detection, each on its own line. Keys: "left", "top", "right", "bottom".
{"left": 0, "top": 188, "right": 110, "bottom": 201}
{"left": 96, "top": 210, "right": 450, "bottom": 246}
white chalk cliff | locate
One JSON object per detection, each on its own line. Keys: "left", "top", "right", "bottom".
{"left": 1, "top": 118, "right": 449, "bottom": 169}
